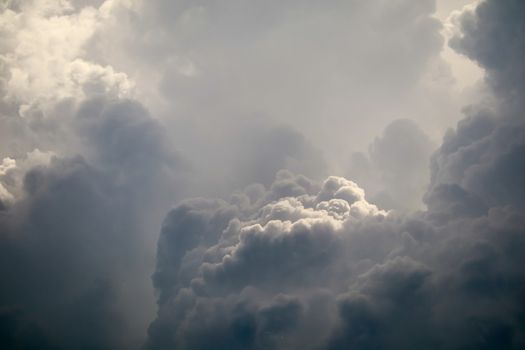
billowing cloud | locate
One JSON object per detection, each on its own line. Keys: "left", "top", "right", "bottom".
{"left": 148, "top": 174, "right": 388, "bottom": 349}
{"left": 148, "top": 171, "right": 525, "bottom": 349}
{"left": 429, "top": 0, "right": 525, "bottom": 212}
{"left": 2, "top": 0, "right": 524, "bottom": 349}
{"left": 0, "top": 2, "right": 184, "bottom": 348}
{"left": 146, "top": 1, "right": 525, "bottom": 349}
{"left": 0, "top": 96, "right": 183, "bottom": 349}
{"left": 449, "top": 0, "right": 525, "bottom": 97}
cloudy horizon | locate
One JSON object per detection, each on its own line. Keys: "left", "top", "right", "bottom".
{"left": 1, "top": 0, "right": 524, "bottom": 349}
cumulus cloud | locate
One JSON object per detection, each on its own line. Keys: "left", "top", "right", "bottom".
{"left": 427, "top": 0, "right": 525, "bottom": 216}
{"left": 0, "top": 2, "right": 184, "bottom": 348}
{"left": 0, "top": 96, "right": 183, "bottom": 349}
{"left": 147, "top": 1, "right": 525, "bottom": 349}
{"left": 449, "top": 0, "right": 525, "bottom": 97}
{"left": 0, "top": 0, "right": 135, "bottom": 158}
{"left": 1, "top": 157, "right": 132, "bottom": 349}
{"left": 148, "top": 170, "right": 525, "bottom": 349}
{"left": 2, "top": 0, "right": 524, "bottom": 349}
{"left": 0, "top": 157, "right": 17, "bottom": 202}
{"left": 148, "top": 174, "right": 387, "bottom": 349}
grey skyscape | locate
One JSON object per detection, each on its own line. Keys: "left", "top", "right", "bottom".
{"left": 1, "top": 0, "right": 524, "bottom": 349}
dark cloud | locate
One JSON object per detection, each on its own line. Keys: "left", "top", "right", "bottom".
{"left": 147, "top": 1, "right": 525, "bottom": 349}
{"left": 86, "top": 0, "right": 455, "bottom": 164}
{"left": 449, "top": 0, "right": 525, "bottom": 97}
{"left": 1, "top": 0, "right": 524, "bottom": 349}
{"left": 430, "top": 0, "right": 525, "bottom": 211}
{"left": 147, "top": 175, "right": 385, "bottom": 350}
{"left": 147, "top": 167, "right": 525, "bottom": 349}
{"left": 427, "top": 105, "right": 525, "bottom": 211}
{"left": 0, "top": 97, "right": 183, "bottom": 349}
{"left": 0, "top": 157, "right": 131, "bottom": 349}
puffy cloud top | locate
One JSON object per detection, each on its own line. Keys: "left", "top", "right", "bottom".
{"left": 148, "top": 166, "right": 525, "bottom": 349}
{"left": 449, "top": 0, "right": 525, "bottom": 97}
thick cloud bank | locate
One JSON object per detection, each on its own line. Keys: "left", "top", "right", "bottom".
{"left": 0, "top": 97, "right": 182, "bottom": 349}
{"left": 0, "top": 0, "right": 194, "bottom": 346}
{"left": 148, "top": 170, "right": 525, "bottom": 349}
{"left": 0, "top": 3, "right": 183, "bottom": 348}
{"left": 1, "top": 0, "right": 524, "bottom": 348}
{"left": 147, "top": 1, "right": 525, "bottom": 348}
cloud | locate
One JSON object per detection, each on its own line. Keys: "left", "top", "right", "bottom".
{"left": 429, "top": 0, "right": 525, "bottom": 211}
{"left": 147, "top": 175, "right": 388, "bottom": 349}
{"left": 0, "top": 157, "right": 134, "bottom": 349}
{"left": 449, "top": 0, "right": 525, "bottom": 97}
{"left": 86, "top": 0, "right": 466, "bottom": 168}
{"left": 0, "top": 0, "right": 135, "bottom": 158}
{"left": 0, "top": 6, "right": 184, "bottom": 343}
{"left": 0, "top": 2, "right": 326, "bottom": 348}
{"left": 347, "top": 119, "right": 435, "bottom": 211}
{"left": 147, "top": 1, "right": 525, "bottom": 349}
{"left": 1, "top": 0, "right": 524, "bottom": 349}
{"left": 148, "top": 167, "right": 525, "bottom": 349}
{"left": 0, "top": 94, "right": 184, "bottom": 349}
{"left": 0, "top": 157, "right": 17, "bottom": 202}
{"left": 169, "top": 117, "right": 328, "bottom": 200}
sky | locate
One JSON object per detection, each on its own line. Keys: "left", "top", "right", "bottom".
{"left": 0, "top": 0, "right": 524, "bottom": 349}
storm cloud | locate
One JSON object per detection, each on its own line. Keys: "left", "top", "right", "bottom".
{"left": 1, "top": 0, "right": 524, "bottom": 349}
{"left": 147, "top": 173, "right": 525, "bottom": 349}
{"left": 0, "top": 96, "right": 183, "bottom": 349}
{"left": 147, "top": 0, "right": 525, "bottom": 349}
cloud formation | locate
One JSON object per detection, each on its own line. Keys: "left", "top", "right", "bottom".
{"left": 0, "top": 96, "right": 182, "bottom": 349}
{"left": 1, "top": 0, "right": 524, "bottom": 349}
{"left": 147, "top": 1, "right": 525, "bottom": 349}
{"left": 0, "top": 3, "right": 183, "bottom": 348}
{"left": 148, "top": 170, "right": 525, "bottom": 349}
{"left": 449, "top": 0, "right": 525, "bottom": 97}
{"left": 86, "top": 0, "right": 468, "bottom": 171}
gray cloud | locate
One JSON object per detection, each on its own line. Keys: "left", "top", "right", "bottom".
{"left": 449, "top": 0, "right": 525, "bottom": 97}
{"left": 177, "top": 121, "right": 328, "bottom": 199}
{"left": 0, "top": 3, "right": 188, "bottom": 347}
{"left": 2, "top": 0, "right": 524, "bottom": 349}
{"left": 148, "top": 170, "right": 525, "bottom": 349}
{"left": 347, "top": 118, "right": 435, "bottom": 211}
{"left": 430, "top": 0, "right": 525, "bottom": 211}
{"left": 147, "top": 1, "right": 525, "bottom": 349}
{"left": 85, "top": 0, "right": 464, "bottom": 169}
{"left": 0, "top": 96, "right": 183, "bottom": 349}
{"left": 1, "top": 157, "right": 134, "bottom": 349}
{"left": 0, "top": 3, "right": 327, "bottom": 347}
